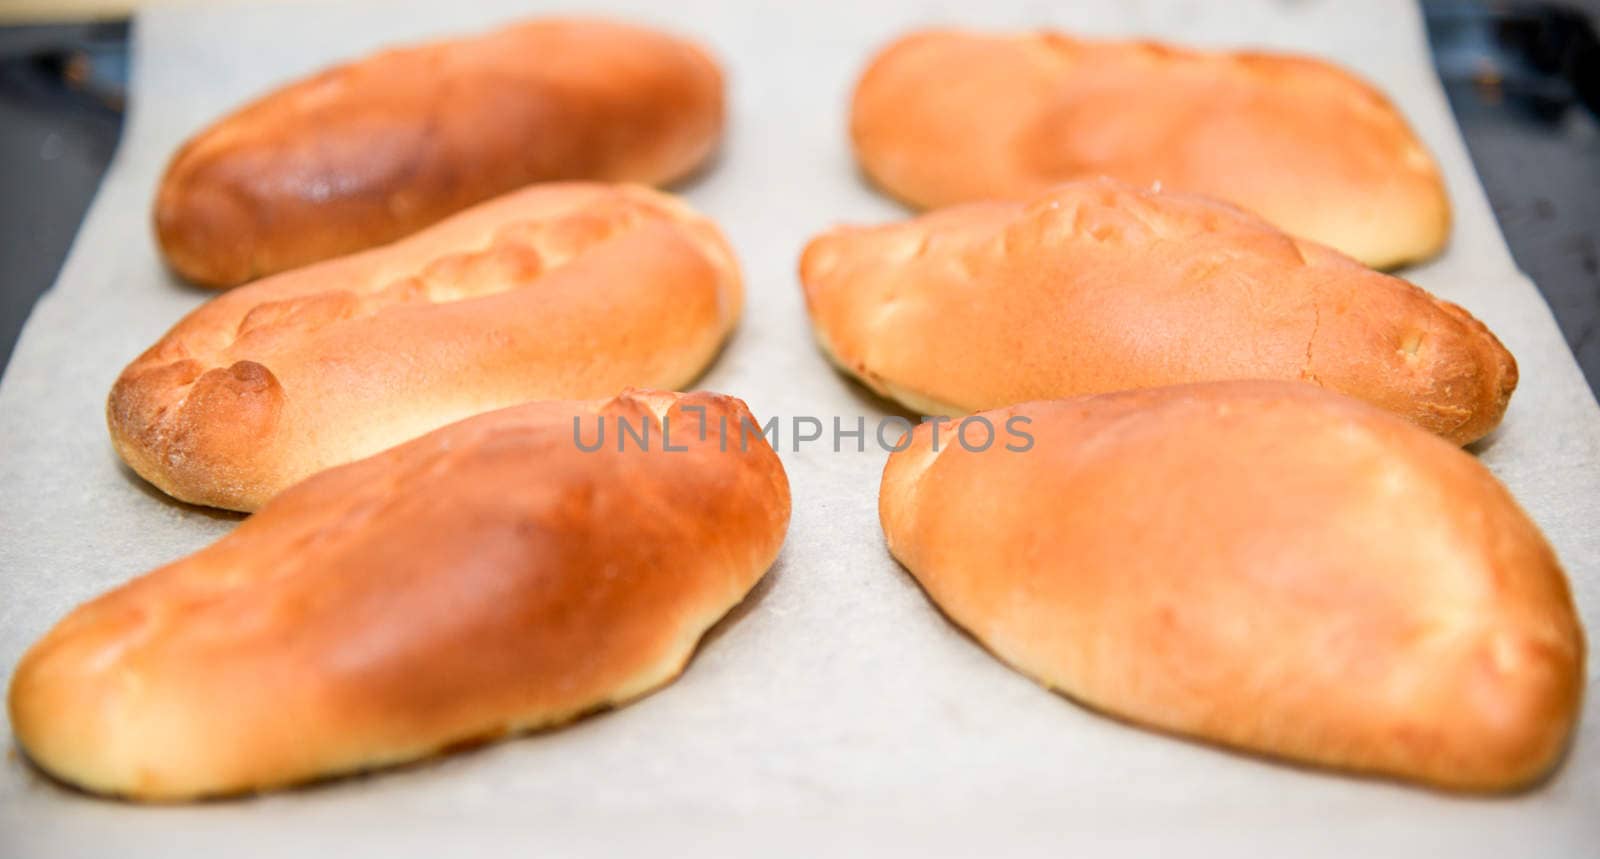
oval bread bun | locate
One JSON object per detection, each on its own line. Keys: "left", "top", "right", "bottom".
{"left": 801, "top": 178, "right": 1514, "bottom": 445}
{"left": 156, "top": 18, "right": 725, "bottom": 287}
{"left": 880, "top": 381, "right": 1583, "bottom": 792}
{"left": 112, "top": 182, "right": 741, "bottom": 512}
{"left": 15, "top": 390, "right": 790, "bottom": 801}
{"left": 851, "top": 29, "right": 1450, "bottom": 268}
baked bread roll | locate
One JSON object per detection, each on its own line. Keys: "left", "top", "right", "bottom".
{"left": 112, "top": 182, "right": 741, "bottom": 512}
{"left": 880, "top": 381, "right": 1583, "bottom": 791}
{"left": 800, "top": 179, "right": 1513, "bottom": 445}
{"left": 156, "top": 18, "right": 724, "bottom": 286}
{"left": 14, "top": 390, "right": 790, "bottom": 801}
{"left": 851, "top": 30, "right": 1450, "bottom": 268}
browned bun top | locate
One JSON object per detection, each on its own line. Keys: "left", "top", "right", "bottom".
{"left": 16, "top": 390, "right": 790, "bottom": 801}
{"left": 156, "top": 18, "right": 725, "bottom": 286}
{"left": 880, "top": 380, "right": 1582, "bottom": 792}
{"left": 851, "top": 29, "right": 1450, "bottom": 268}
{"left": 801, "top": 178, "right": 1513, "bottom": 445}
{"left": 115, "top": 182, "right": 742, "bottom": 512}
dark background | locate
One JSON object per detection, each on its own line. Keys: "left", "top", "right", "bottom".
{"left": 1, "top": 1, "right": 1598, "bottom": 395}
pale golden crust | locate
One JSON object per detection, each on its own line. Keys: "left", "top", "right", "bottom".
{"left": 800, "top": 179, "right": 1514, "bottom": 445}
{"left": 16, "top": 390, "right": 790, "bottom": 801}
{"left": 156, "top": 18, "right": 725, "bottom": 286}
{"left": 112, "top": 182, "right": 742, "bottom": 512}
{"left": 851, "top": 30, "right": 1450, "bottom": 268}
{"left": 880, "top": 381, "right": 1583, "bottom": 792}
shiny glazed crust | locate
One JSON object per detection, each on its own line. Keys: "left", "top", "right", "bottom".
{"left": 800, "top": 179, "right": 1514, "bottom": 445}
{"left": 879, "top": 381, "right": 1583, "bottom": 792}
{"left": 14, "top": 390, "right": 790, "bottom": 801}
{"left": 156, "top": 18, "right": 725, "bottom": 286}
{"left": 113, "top": 182, "right": 742, "bottom": 511}
{"left": 851, "top": 30, "right": 1450, "bottom": 268}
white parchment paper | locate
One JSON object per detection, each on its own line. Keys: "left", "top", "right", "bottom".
{"left": 2, "top": 0, "right": 1597, "bottom": 855}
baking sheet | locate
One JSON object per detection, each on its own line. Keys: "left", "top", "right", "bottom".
{"left": 2, "top": 0, "right": 1598, "bottom": 855}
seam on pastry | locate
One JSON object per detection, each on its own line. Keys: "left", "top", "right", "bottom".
{"left": 1301, "top": 301, "right": 1322, "bottom": 385}
{"left": 130, "top": 189, "right": 708, "bottom": 427}
{"left": 220, "top": 190, "right": 658, "bottom": 349}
